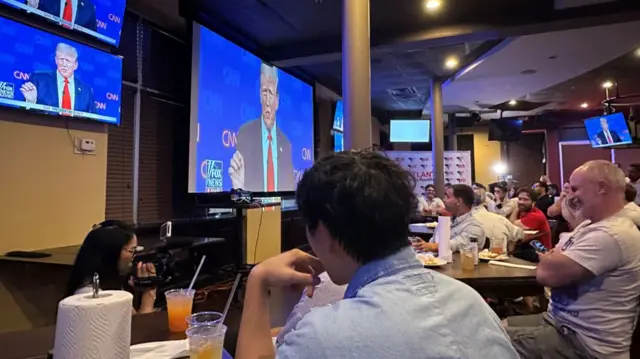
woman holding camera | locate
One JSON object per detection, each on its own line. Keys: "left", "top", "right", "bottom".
{"left": 65, "top": 220, "right": 157, "bottom": 314}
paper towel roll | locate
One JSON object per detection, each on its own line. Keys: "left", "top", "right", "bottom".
{"left": 436, "top": 216, "right": 452, "bottom": 263}
{"left": 54, "top": 290, "right": 133, "bottom": 359}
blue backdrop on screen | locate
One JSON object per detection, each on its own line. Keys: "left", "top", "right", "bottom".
{"left": 584, "top": 113, "right": 632, "bottom": 148}
{"left": 194, "top": 25, "right": 314, "bottom": 193}
{"left": 0, "top": 16, "right": 122, "bottom": 124}
{"left": 0, "top": 0, "right": 126, "bottom": 46}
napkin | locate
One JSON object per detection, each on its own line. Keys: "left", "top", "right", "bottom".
{"left": 130, "top": 340, "right": 189, "bottom": 359}
{"left": 489, "top": 261, "right": 536, "bottom": 270}
{"left": 436, "top": 216, "right": 452, "bottom": 263}
{"left": 523, "top": 230, "right": 539, "bottom": 235}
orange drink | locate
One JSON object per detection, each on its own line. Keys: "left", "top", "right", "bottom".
{"left": 460, "top": 251, "right": 475, "bottom": 271}
{"left": 165, "top": 289, "right": 195, "bottom": 332}
{"left": 187, "top": 324, "right": 227, "bottom": 359}
{"left": 491, "top": 238, "right": 505, "bottom": 255}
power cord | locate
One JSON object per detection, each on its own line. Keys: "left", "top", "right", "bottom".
{"left": 252, "top": 201, "right": 265, "bottom": 264}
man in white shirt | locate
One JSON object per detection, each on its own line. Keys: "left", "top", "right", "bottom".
{"left": 505, "top": 160, "right": 640, "bottom": 359}
{"left": 472, "top": 194, "right": 523, "bottom": 252}
{"left": 622, "top": 183, "right": 640, "bottom": 227}
{"left": 26, "top": 0, "right": 97, "bottom": 30}
{"left": 627, "top": 164, "right": 640, "bottom": 205}
{"left": 417, "top": 184, "right": 445, "bottom": 215}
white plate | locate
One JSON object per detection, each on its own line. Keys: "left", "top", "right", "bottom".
{"left": 479, "top": 254, "right": 509, "bottom": 261}
{"left": 416, "top": 255, "right": 447, "bottom": 267}
{"left": 426, "top": 222, "right": 437, "bottom": 228}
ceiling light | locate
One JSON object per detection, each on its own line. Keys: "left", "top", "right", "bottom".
{"left": 635, "top": 48, "right": 640, "bottom": 57}
{"left": 444, "top": 57, "right": 459, "bottom": 69}
{"left": 602, "top": 81, "right": 614, "bottom": 89}
{"left": 509, "top": 100, "right": 517, "bottom": 106}
{"left": 492, "top": 162, "right": 507, "bottom": 175}
{"left": 425, "top": 0, "right": 442, "bottom": 11}
{"left": 580, "top": 102, "right": 589, "bottom": 108}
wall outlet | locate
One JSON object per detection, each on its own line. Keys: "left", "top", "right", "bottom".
{"left": 74, "top": 137, "right": 97, "bottom": 155}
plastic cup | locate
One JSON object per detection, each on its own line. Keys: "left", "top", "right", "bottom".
{"left": 165, "top": 289, "right": 195, "bottom": 332}
{"left": 186, "top": 324, "right": 227, "bottom": 359}
{"left": 491, "top": 238, "right": 505, "bottom": 255}
{"left": 187, "top": 311, "right": 223, "bottom": 328}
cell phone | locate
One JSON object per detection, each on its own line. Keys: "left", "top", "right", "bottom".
{"left": 160, "top": 221, "right": 172, "bottom": 240}
{"left": 529, "top": 239, "right": 547, "bottom": 253}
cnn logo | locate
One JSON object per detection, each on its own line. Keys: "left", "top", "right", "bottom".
{"left": 95, "top": 101, "right": 107, "bottom": 110}
{"left": 302, "top": 148, "right": 312, "bottom": 161}
{"left": 222, "top": 130, "right": 237, "bottom": 148}
{"left": 106, "top": 93, "right": 119, "bottom": 101}
{"left": 13, "top": 71, "right": 29, "bottom": 81}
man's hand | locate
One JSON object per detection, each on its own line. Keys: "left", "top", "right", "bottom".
{"left": 228, "top": 151, "right": 245, "bottom": 189}
{"left": 250, "top": 249, "right": 324, "bottom": 290}
{"left": 20, "top": 82, "right": 37, "bottom": 104}
{"left": 412, "top": 239, "right": 438, "bottom": 252}
{"left": 26, "top": 0, "right": 39, "bottom": 8}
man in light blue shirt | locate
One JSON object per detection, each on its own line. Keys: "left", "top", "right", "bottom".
{"left": 235, "top": 151, "right": 518, "bottom": 359}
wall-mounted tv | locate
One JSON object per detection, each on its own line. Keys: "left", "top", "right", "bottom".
{"left": 0, "top": 16, "right": 122, "bottom": 124}
{"left": 488, "top": 119, "right": 523, "bottom": 142}
{"left": 333, "top": 100, "right": 343, "bottom": 131}
{"left": 1, "top": 0, "right": 126, "bottom": 46}
{"left": 390, "top": 119, "right": 430, "bottom": 143}
{"left": 333, "top": 131, "right": 343, "bottom": 152}
{"left": 584, "top": 112, "right": 633, "bottom": 148}
{"left": 188, "top": 23, "right": 314, "bottom": 194}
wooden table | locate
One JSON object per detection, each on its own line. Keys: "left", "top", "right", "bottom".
{"left": 432, "top": 253, "right": 542, "bottom": 298}
{"left": 1, "top": 311, "right": 233, "bottom": 359}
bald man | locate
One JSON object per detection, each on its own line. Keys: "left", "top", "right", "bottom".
{"left": 505, "top": 160, "right": 640, "bottom": 359}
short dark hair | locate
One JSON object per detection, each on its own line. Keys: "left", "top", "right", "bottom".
{"left": 630, "top": 163, "right": 640, "bottom": 171}
{"left": 473, "top": 182, "right": 486, "bottom": 190}
{"left": 494, "top": 183, "right": 508, "bottom": 193}
{"left": 535, "top": 181, "right": 548, "bottom": 192}
{"left": 451, "top": 184, "right": 475, "bottom": 208}
{"left": 625, "top": 184, "right": 637, "bottom": 203}
{"left": 425, "top": 184, "right": 436, "bottom": 191}
{"left": 445, "top": 183, "right": 452, "bottom": 188}
{"left": 296, "top": 151, "right": 416, "bottom": 264}
{"left": 516, "top": 187, "right": 538, "bottom": 202}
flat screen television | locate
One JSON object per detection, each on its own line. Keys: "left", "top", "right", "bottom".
{"left": 333, "top": 100, "right": 343, "bottom": 131}
{"left": 389, "top": 119, "right": 430, "bottom": 143}
{"left": 188, "top": 23, "right": 314, "bottom": 194}
{"left": 333, "top": 131, "right": 343, "bottom": 152}
{"left": 584, "top": 112, "right": 633, "bottom": 148}
{"left": 488, "top": 119, "right": 523, "bottom": 142}
{"left": 1, "top": 0, "right": 126, "bottom": 46}
{"left": 0, "top": 16, "right": 122, "bottom": 124}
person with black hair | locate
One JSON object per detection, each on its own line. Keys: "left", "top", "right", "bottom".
{"left": 414, "top": 184, "right": 486, "bottom": 252}
{"left": 492, "top": 183, "right": 517, "bottom": 217}
{"left": 547, "top": 184, "right": 559, "bottom": 197}
{"left": 417, "top": 184, "right": 446, "bottom": 215}
{"left": 66, "top": 220, "right": 157, "bottom": 314}
{"left": 627, "top": 163, "right": 640, "bottom": 205}
{"left": 532, "top": 181, "right": 555, "bottom": 218}
{"left": 235, "top": 151, "right": 518, "bottom": 359}
{"left": 509, "top": 187, "right": 552, "bottom": 262}
{"left": 622, "top": 183, "right": 640, "bottom": 227}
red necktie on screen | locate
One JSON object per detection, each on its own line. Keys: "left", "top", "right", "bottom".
{"left": 605, "top": 131, "right": 613, "bottom": 144}
{"left": 267, "top": 132, "right": 275, "bottom": 191}
{"left": 62, "top": 78, "right": 71, "bottom": 114}
{"left": 62, "top": 1, "right": 73, "bottom": 26}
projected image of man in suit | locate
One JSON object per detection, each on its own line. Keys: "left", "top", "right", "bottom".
{"left": 596, "top": 116, "right": 622, "bottom": 145}
{"left": 20, "top": 43, "right": 96, "bottom": 114}
{"left": 25, "top": 0, "right": 97, "bottom": 31}
{"left": 228, "top": 63, "right": 295, "bottom": 192}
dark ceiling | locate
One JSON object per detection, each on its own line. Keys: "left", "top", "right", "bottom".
{"left": 134, "top": 0, "right": 640, "bottom": 117}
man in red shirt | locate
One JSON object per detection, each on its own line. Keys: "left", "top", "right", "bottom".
{"left": 510, "top": 187, "right": 552, "bottom": 262}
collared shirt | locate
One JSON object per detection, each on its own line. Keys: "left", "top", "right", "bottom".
{"left": 417, "top": 196, "right": 444, "bottom": 213}
{"left": 472, "top": 206, "right": 523, "bottom": 251}
{"left": 491, "top": 197, "right": 517, "bottom": 217}
{"left": 276, "top": 247, "right": 519, "bottom": 359}
{"left": 59, "top": 0, "right": 78, "bottom": 23}
{"left": 261, "top": 117, "right": 278, "bottom": 191}
{"left": 56, "top": 71, "right": 75, "bottom": 110}
{"left": 622, "top": 201, "right": 640, "bottom": 227}
{"left": 549, "top": 212, "right": 640, "bottom": 358}
{"left": 429, "top": 210, "right": 486, "bottom": 251}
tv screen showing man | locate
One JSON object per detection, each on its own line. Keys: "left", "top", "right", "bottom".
{"left": 595, "top": 116, "right": 622, "bottom": 145}
{"left": 228, "top": 64, "right": 295, "bottom": 192}
{"left": 26, "top": 0, "right": 97, "bottom": 30}
{"left": 20, "top": 43, "right": 96, "bottom": 114}
{"left": 585, "top": 113, "right": 633, "bottom": 148}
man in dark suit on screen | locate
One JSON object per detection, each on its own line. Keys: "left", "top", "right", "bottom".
{"left": 19, "top": 43, "right": 96, "bottom": 114}
{"left": 595, "top": 116, "right": 622, "bottom": 145}
{"left": 228, "top": 63, "right": 296, "bottom": 192}
{"left": 26, "top": 0, "right": 97, "bottom": 31}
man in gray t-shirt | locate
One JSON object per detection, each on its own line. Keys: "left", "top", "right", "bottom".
{"left": 506, "top": 160, "right": 640, "bottom": 359}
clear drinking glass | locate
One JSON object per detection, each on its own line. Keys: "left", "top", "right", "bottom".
{"left": 187, "top": 311, "right": 223, "bottom": 328}
{"left": 165, "top": 289, "right": 195, "bottom": 332}
{"left": 186, "top": 324, "right": 227, "bottom": 359}
{"left": 460, "top": 247, "right": 475, "bottom": 271}
{"left": 491, "top": 237, "right": 505, "bottom": 255}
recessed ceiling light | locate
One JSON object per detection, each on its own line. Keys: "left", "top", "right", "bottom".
{"left": 509, "top": 100, "right": 517, "bottom": 106}
{"left": 581, "top": 102, "right": 589, "bottom": 108}
{"left": 444, "top": 57, "right": 459, "bottom": 69}
{"left": 425, "top": 0, "right": 442, "bottom": 11}
{"left": 635, "top": 48, "right": 640, "bottom": 57}
{"left": 602, "top": 81, "right": 614, "bottom": 89}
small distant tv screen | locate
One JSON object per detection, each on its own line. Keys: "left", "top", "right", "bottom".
{"left": 333, "top": 100, "right": 343, "bottom": 131}
{"left": 0, "top": 0, "right": 126, "bottom": 46}
{"left": 0, "top": 16, "right": 123, "bottom": 124}
{"left": 584, "top": 112, "right": 632, "bottom": 148}
{"left": 489, "top": 119, "right": 523, "bottom": 142}
{"left": 390, "top": 119, "right": 430, "bottom": 143}
{"left": 333, "top": 131, "right": 343, "bottom": 152}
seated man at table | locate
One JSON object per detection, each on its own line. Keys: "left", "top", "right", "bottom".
{"left": 505, "top": 160, "right": 640, "bottom": 359}
{"left": 622, "top": 183, "right": 640, "bottom": 227}
{"left": 413, "top": 184, "right": 486, "bottom": 252}
{"left": 472, "top": 194, "right": 523, "bottom": 252}
{"left": 492, "top": 183, "right": 518, "bottom": 217}
{"left": 509, "top": 187, "right": 552, "bottom": 262}
{"left": 235, "top": 150, "right": 518, "bottom": 359}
